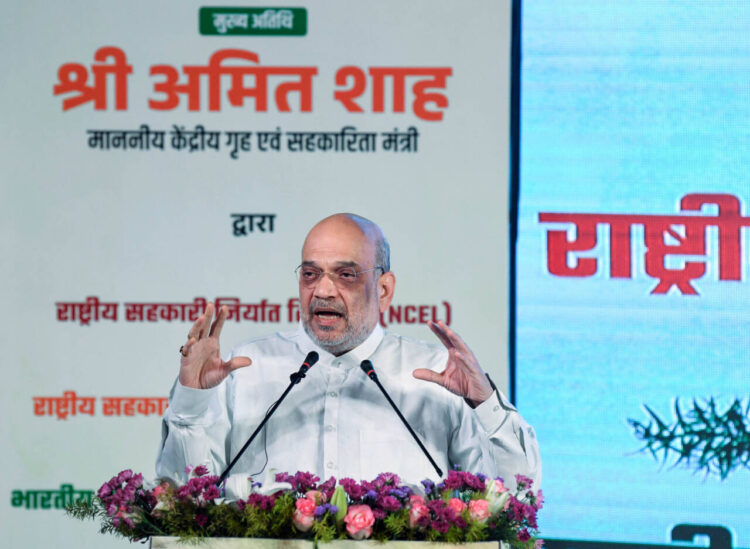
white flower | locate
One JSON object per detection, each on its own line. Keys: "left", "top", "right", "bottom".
{"left": 224, "top": 474, "right": 254, "bottom": 502}
{"left": 255, "top": 468, "right": 292, "bottom": 496}
{"left": 484, "top": 478, "right": 510, "bottom": 514}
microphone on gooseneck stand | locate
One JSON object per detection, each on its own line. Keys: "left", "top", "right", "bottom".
{"left": 359, "top": 359, "right": 443, "bottom": 478}
{"left": 217, "top": 351, "right": 319, "bottom": 484}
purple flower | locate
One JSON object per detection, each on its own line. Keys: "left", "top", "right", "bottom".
{"left": 421, "top": 479, "right": 435, "bottom": 496}
{"left": 431, "top": 519, "right": 451, "bottom": 533}
{"left": 275, "top": 471, "right": 320, "bottom": 492}
{"left": 175, "top": 473, "right": 222, "bottom": 505}
{"left": 203, "top": 485, "right": 220, "bottom": 501}
{"left": 518, "top": 528, "right": 531, "bottom": 542}
{"left": 364, "top": 490, "right": 378, "bottom": 501}
{"left": 193, "top": 465, "right": 209, "bottom": 477}
{"left": 372, "top": 508, "right": 387, "bottom": 520}
{"left": 515, "top": 474, "right": 534, "bottom": 490}
{"left": 508, "top": 496, "right": 539, "bottom": 529}
{"left": 389, "top": 488, "right": 408, "bottom": 499}
{"left": 116, "top": 470, "right": 133, "bottom": 484}
{"left": 444, "top": 471, "right": 463, "bottom": 490}
{"left": 97, "top": 483, "right": 112, "bottom": 499}
{"left": 275, "top": 472, "right": 295, "bottom": 485}
{"left": 319, "top": 476, "right": 337, "bottom": 500}
{"left": 339, "top": 478, "right": 367, "bottom": 500}
{"left": 292, "top": 471, "right": 320, "bottom": 492}
{"left": 97, "top": 468, "right": 146, "bottom": 528}
{"left": 460, "top": 471, "right": 486, "bottom": 491}
{"left": 443, "top": 470, "right": 485, "bottom": 491}
{"left": 246, "top": 493, "right": 276, "bottom": 510}
{"left": 375, "top": 472, "right": 401, "bottom": 486}
{"left": 195, "top": 513, "right": 208, "bottom": 527}
{"left": 314, "top": 503, "right": 339, "bottom": 519}
{"left": 377, "top": 495, "right": 402, "bottom": 511}
{"left": 416, "top": 513, "right": 431, "bottom": 528}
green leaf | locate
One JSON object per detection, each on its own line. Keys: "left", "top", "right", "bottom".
{"left": 330, "top": 485, "right": 348, "bottom": 526}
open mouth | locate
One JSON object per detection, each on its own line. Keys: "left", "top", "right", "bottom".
{"left": 314, "top": 309, "right": 344, "bottom": 320}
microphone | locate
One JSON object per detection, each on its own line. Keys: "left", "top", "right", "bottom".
{"left": 218, "top": 351, "right": 319, "bottom": 484}
{"left": 359, "top": 359, "right": 443, "bottom": 478}
{"left": 291, "top": 351, "right": 319, "bottom": 384}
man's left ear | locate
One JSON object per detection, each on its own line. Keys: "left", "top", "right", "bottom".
{"left": 378, "top": 271, "right": 396, "bottom": 313}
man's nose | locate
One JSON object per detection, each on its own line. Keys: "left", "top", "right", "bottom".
{"left": 313, "top": 272, "right": 339, "bottom": 297}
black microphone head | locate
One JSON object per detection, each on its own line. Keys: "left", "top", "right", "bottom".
{"left": 304, "top": 351, "right": 319, "bottom": 368}
{"left": 360, "top": 359, "right": 377, "bottom": 380}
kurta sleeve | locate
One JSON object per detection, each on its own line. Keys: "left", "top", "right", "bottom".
{"left": 155, "top": 378, "right": 232, "bottom": 481}
{"left": 471, "top": 388, "right": 542, "bottom": 490}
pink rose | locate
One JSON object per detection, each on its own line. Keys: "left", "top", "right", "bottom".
{"left": 293, "top": 497, "right": 316, "bottom": 532}
{"left": 448, "top": 497, "right": 467, "bottom": 515}
{"left": 305, "top": 490, "right": 324, "bottom": 504}
{"left": 409, "top": 502, "right": 430, "bottom": 529}
{"left": 468, "top": 499, "right": 491, "bottom": 523}
{"left": 152, "top": 482, "right": 168, "bottom": 497}
{"left": 409, "top": 495, "right": 426, "bottom": 506}
{"left": 344, "top": 504, "right": 375, "bottom": 540}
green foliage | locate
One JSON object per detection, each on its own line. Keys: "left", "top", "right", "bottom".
{"left": 311, "top": 515, "right": 336, "bottom": 543}
{"left": 464, "top": 522, "right": 489, "bottom": 542}
{"left": 65, "top": 500, "right": 100, "bottom": 521}
{"left": 444, "top": 525, "right": 464, "bottom": 544}
{"left": 383, "top": 510, "right": 409, "bottom": 538}
{"left": 425, "top": 527, "right": 441, "bottom": 542}
{"left": 268, "top": 492, "right": 295, "bottom": 537}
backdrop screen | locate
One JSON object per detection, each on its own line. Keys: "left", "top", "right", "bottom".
{"left": 1, "top": 1, "right": 512, "bottom": 547}
{"left": 517, "top": 1, "right": 750, "bottom": 548}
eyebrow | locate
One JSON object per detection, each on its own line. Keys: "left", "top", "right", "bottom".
{"left": 300, "top": 260, "right": 359, "bottom": 269}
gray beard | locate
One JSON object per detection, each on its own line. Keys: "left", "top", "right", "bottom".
{"left": 302, "top": 318, "right": 371, "bottom": 356}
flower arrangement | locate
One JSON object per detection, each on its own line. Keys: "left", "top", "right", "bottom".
{"left": 67, "top": 467, "right": 543, "bottom": 547}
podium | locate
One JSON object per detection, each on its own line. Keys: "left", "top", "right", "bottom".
{"left": 150, "top": 538, "right": 505, "bottom": 549}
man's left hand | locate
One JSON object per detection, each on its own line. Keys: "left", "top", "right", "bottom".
{"left": 412, "top": 320, "right": 494, "bottom": 408}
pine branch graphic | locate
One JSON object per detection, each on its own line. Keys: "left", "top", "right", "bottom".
{"left": 628, "top": 397, "right": 750, "bottom": 479}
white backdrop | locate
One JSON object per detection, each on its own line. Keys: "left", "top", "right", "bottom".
{"left": 0, "top": 1, "right": 512, "bottom": 547}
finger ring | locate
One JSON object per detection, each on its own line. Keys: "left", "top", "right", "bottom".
{"left": 179, "top": 345, "right": 188, "bottom": 357}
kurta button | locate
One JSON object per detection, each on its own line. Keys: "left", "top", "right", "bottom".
{"left": 327, "top": 461, "right": 336, "bottom": 469}
{"left": 328, "top": 391, "right": 337, "bottom": 398}
{"left": 493, "top": 405, "right": 500, "bottom": 412}
{"left": 325, "top": 425, "right": 335, "bottom": 432}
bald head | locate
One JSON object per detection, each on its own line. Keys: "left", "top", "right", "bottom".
{"left": 303, "top": 213, "right": 390, "bottom": 273}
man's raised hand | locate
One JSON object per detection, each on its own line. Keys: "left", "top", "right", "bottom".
{"left": 179, "top": 302, "right": 252, "bottom": 389}
{"left": 412, "top": 320, "right": 493, "bottom": 408}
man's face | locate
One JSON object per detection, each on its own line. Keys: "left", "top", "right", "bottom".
{"left": 299, "top": 218, "right": 382, "bottom": 355}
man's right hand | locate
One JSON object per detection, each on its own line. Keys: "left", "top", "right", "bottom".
{"left": 179, "top": 302, "right": 252, "bottom": 389}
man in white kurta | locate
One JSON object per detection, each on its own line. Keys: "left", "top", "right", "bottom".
{"left": 156, "top": 214, "right": 540, "bottom": 489}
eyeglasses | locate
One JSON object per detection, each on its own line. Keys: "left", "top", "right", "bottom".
{"left": 295, "top": 265, "right": 383, "bottom": 287}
